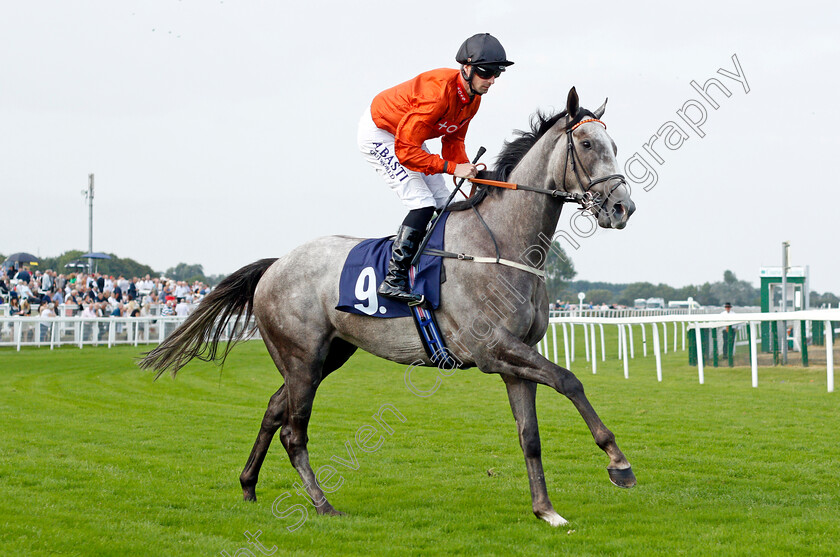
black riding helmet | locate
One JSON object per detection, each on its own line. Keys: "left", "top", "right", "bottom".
{"left": 456, "top": 33, "right": 513, "bottom": 95}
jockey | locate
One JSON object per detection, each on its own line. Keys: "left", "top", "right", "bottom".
{"left": 358, "top": 33, "right": 513, "bottom": 305}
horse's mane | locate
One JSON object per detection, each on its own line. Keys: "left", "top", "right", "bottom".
{"left": 446, "top": 109, "right": 568, "bottom": 212}
{"left": 494, "top": 109, "right": 568, "bottom": 181}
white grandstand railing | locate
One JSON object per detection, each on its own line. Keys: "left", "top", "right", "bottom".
{"left": 0, "top": 315, "right": 260, "bottom": 351}
{"left": 538, "top": 309, "right": 839, "bottom": 393}
{"left": 547, "top": 307, "right": 756, "bottom": 319}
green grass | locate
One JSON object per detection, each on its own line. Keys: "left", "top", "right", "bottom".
{"left": 0, "top": 340, "right": 837, "bottom": 556}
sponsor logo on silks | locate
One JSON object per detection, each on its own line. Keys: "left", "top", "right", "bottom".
{"left": 371, "top": 142, "right": 409, "bottom": 182}
{"left": 455, "top": 80, "right": 470, "bottom": 104}
{"left": 435, "top": 117, "right": 472, "bottom": 135}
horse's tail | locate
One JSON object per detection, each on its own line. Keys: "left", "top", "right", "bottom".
{"left": 138, "top": 258, "right": 278, "bottom": 379}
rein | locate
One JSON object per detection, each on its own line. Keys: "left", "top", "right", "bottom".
{"left": 428, "top": 115, "right": 628, "bottom": 280}
{"left": 462, "top": 117, "right": 627, "bottom": 213}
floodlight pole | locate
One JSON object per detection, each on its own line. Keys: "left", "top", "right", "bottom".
{"left": 781, "top": 241, "right": 789, "bottom": 364}
{"left": 86, "top": 174, "right": 94, "bottom": 274}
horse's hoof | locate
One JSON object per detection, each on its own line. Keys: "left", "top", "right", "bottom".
{"left": 608, "top": 466, "right": 636, "bottom": 488}
{"left": 242, "top": 487, "right": 257, "bottom": 502}
{"left": 317, "top": 503, "right": 345, "bottom": 516}
{"left": 536, "top": 510, "right": 568, "bottom": 527}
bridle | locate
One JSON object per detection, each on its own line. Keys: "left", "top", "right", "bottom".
{"left": 424, "top": 112, "right": 630, "bottom": 278}
{"left": 465, "top": 113, "right": 628, "bottom": 215}
{"left": 561, "top": 116, "right": 627, "bottom": 213}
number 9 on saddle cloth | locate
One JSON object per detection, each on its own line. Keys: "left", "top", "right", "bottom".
{"left": 336, "top": 212, "right": 450, "bottom": 319}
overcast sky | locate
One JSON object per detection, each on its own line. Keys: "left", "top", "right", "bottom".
{"left": 2, "top": 2, "right": 838, "bottom": 293}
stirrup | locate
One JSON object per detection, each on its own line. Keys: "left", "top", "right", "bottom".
{"left": 407, "top": 295, "right": 426, "bottom": 308}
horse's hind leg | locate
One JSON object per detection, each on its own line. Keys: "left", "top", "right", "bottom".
{"left": 502, "top": 376, "right": 567, "bottom": 526}
{"left": 239, "top": 337, "right": 356, "bottom": 506}
{"left": 240, "top": 385, "right": 286, "bottom": 501}
{"left": 278, "top": 371, "right": 343, "bottom": 516}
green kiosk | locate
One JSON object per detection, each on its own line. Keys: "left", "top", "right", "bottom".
{"left": 759, "top": 266, "right": 809, "bottom": 352}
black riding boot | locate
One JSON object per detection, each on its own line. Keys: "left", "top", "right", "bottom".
{"left": 378, "top": 224, "right": 425, "bottom": 306}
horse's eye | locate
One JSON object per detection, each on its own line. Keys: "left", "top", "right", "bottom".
{"left": 582, "top": 140, "right": 592, "bottom": 149}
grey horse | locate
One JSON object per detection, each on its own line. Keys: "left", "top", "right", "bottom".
{"left": 141, "top": 87, "right": 637, "bottom": 527}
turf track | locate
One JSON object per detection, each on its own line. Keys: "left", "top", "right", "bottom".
{"left": 0, "top": 339, "right": 837, "bottom": 556}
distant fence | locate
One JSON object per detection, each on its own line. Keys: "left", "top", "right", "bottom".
{"left": 0, "top": 314, "right": 260, "bottom": 351}
{"left": 548, "top": 307, "right": 738, "bottom": 319}
{"left": 539, "top": 309, "right": 839, "bottom": 393}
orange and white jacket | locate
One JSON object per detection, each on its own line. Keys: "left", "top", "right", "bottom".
{"left": 370, "top": 68, "right": 480, "bottom": 176}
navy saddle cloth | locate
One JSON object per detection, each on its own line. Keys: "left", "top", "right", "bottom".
{"left": 336, "top": 212, "right": 449, "bottom": 318}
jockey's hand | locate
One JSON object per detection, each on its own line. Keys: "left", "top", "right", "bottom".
{"left": 453, "top": 163, "right": 478, "bottom": 179}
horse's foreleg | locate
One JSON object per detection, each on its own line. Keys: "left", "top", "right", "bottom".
{"left": 502, "top": 376, "right": 567, "bottom": 527}
{"left": 481, "top": 329, "right": 635, "bottom": 488}
{"left": 240, "top": 385, "right": 286, "bottom": 501}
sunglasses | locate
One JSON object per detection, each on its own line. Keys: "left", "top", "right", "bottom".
{"left": 473, "top": 65, "right": 504, "bottom": 79}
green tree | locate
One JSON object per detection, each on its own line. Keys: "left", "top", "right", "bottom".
{"left": 165, "top": 263, "right": 206, "bottom": 282}
{"left": 809, "top": 291, "right": 838, "bottom": 308}
{"left": 710, "top": 270, "right": 759, "bottom": 306}
{"left": 616, "top": 282, "right": 657, "bottom": 306}
{"left": 674, "top": 284, "right": 700, "bottom": 302}
{"left": 38, "top": 250, "right": 155, "bottom": 278}
{"left": 695, "top": 282, "right": 715, "bottom": 306}
{"left": 568, "top": 280, "right": 627, "bottom": 299}
{"left": 205, "top": 274, "right": 226, "bottom": 287}
{"left": 545, "top": 241, "right": 576, "bottom": 302}
{"left": 586, "top": 289, "right": 613, "bottom": 305}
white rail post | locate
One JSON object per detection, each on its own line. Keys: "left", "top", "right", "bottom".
{"left": 599, "top": 324, "right": 606, "bottom": 361}
{"left": 562, "top": 323, "right": 570, "bottom": 369}
{"left": 590, "top": 324, "right": 597, "bottom": 374}
{"left": 621, "top": 325, "right": 630, "bottom": 378}
{"left": 652, "top": 322, "right": 662, "bottom": 382}
{"left": 570, "top": 324, "right": 575, "bottom": 363}
{"left": 694, "top": 323, "right": 704, "bottom": 384}
{"left": 749, "top": 321, "right": 759, "bottom": 388}
{"left": 650, "top": 323, "right": 668, "bottom": 383}
{"left": 551, "top": 323, "right": 558, "bottom": 364}
{"left": 583, "top": 322, "right": 590, "bottom": 362}
{"left": 663, "top": 320, "right": 668, "bottom": 354}
{"left": 628, "top": 325, "right": 635, "bottom": 359}
{"left": 617, "top": 324, "right": 623, "bottom": 360}
{"left": 641, "top": 324, "right": 647, "bottom": 357}
{"left": 681, "top": 322, "right": 686, "bottom": 351}
{"left": 673, "top": 321, "right": 678, "bottom": 352}
{"left": 826, "top": 320, "right": 834, "bottom": 393}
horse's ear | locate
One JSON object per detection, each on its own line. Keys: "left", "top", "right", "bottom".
{"left": 566, "top": 87, "right": 579, "bottom": 118}
{"left": 593, "top": 98, "right": 608, "bottom": 119}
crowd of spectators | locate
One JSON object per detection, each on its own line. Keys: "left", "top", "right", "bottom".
{"left": 0, "top": 265, "right": 211, "bottom": 319}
